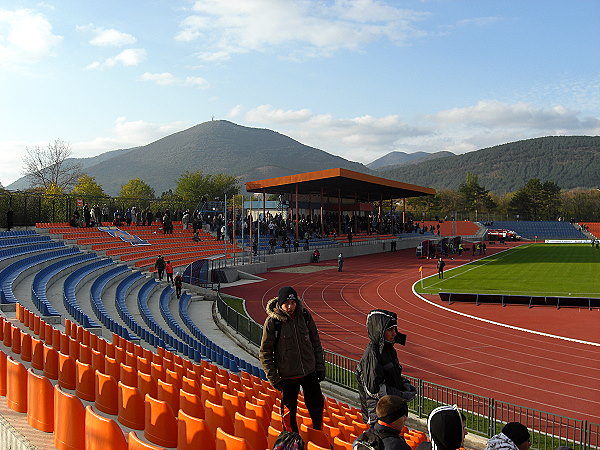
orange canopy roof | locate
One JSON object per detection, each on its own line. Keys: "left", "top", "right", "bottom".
{"left": 245, "top": 168, "right": 435, "bottom": 201}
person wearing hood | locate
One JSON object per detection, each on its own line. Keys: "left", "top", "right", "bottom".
{"left": 356, "top": 309, "right": 417, "bottom": 425}
{"left": 415, "top": 405, "right": 467, "bottom": 450}
{"left": 259, "top": 286, "right": 326, "bottom": 432}
{"left": 486, "top": 422, "right": 531, "bottom": 450}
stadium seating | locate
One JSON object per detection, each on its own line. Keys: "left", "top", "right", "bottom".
{"left": 486, "top": 221, "right": 586, "bottom": 240}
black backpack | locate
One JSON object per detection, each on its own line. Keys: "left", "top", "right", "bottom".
{"left": 353, "top": 427, "right": 385, "bottom": 450}
{"left": 272, "top": 431, "right": 305, "bottom": 450}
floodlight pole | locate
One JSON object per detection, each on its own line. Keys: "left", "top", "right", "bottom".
{"left": 224, "top": 193, "right": 227, "bottom": 267}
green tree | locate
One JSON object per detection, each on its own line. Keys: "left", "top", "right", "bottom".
{"left": 559, "top": 189, "right": 600, "bottom": 222}
{"left": 175, "top": 171, "right": 239, "bottom": 202}
{"left": 458, "top": 173, "right": 496, "bottom": 221}
{"left": 71, "top": 174, "right": 106, "bottom": 198}
{"left": 508, "top": 179, "right": 561, "bottom": 220}
{"left": 119, "top": 178, "right": 155, "bottom": 199}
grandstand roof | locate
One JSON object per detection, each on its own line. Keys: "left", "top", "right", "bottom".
{"left": 245, "top": 168, "right": 436, "bottom": 201}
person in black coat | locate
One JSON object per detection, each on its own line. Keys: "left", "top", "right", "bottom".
{"left": 356, "top": 309, "right": 416, "bottom": 424}
{"left": 354, "top": 395, "right": 412, "bottom": 450}
{"left": 415, "top": 405, "right": 467, "bottom": 450}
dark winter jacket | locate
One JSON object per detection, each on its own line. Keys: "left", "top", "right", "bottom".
{"left": 259, "top": 297, "right": 325, "bottom": 386}
{"left": 415, "top": 405, "right": 464, "bottom": 450}
{"left": 356, "top": 310, "right": 416, "bottom": 424}
{"left": 375, "top": 422, "right": 412, "bottom": 450}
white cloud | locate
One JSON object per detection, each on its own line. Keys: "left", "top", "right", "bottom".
{"left": 73, "top": 117, "right": 191, "bottom": 156}
{"left": 432, "top": 100, "right": 600, "bottom": 131}
{"left": 176, "top": 0, "right": 428, "bottom": 60}
{"left": 87, "top": 48, "right": 146, "bottom": 69}
{"left": 0, "top": 8, "right": 62, "bottom": 67}
{"left": 140, "top": 72, "right": 208, "bottom": 87}
{"left": 241, "top": 104, "right": 429, "bottom": 163}
{"left": 77, "top": 24, "right": 137, "bottom": 47}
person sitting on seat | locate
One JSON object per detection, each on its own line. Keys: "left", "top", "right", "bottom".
{"left": 192, "top": 231, "right": 201, "bottom": 242}
{"left": 312, "top": 249, "right": 320, "bottom": 263}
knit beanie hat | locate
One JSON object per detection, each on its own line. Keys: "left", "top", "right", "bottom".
{"left": 277, "top": 286, "right": 298, "bottom": 306}
{"left": 502, "top": 422, "right": 530, "bottom": 446}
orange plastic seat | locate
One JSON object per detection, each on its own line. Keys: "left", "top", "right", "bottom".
{"left": 21, "top": 332, "right": 32, "bottom": 362}
{"left": 31, "top": 336, "right": 44, "bottom": 370}
{"left": 268, "top": 425, "right": 282, "bottom": 448}
{"left": 333, "top": 436, "right": 354, "bottom": 450}
{"left": 105, "top": 356, "right": 120, "bottom": 381}
{"left": 118, "top": 381, "right": 145, "bottom": 430}
{"left": 3, "top": 321, "right": 12, "bottom": 347}
{"left": 54, "top": 385, "right": 86, "bottom": 450}
{"left": 43, "top": 344, "right": 59, "bottom": 379}
{"left": 150, "top": 362, "right": 165, "bottom": 382}
{"left": 177, "top": 409, "right": 215, "bottom": 450}
{"left": 120, "top": 363, "right": 138, "bottom": 388}
{"left": 300, "top": 423, "right": 331, "bottom": 449}
{"left": 245, "top": 400, "right": 270, "bottom": 431}
{"left": 166, "top": 367, "right": 182, "bottom": 389}
{"left": 136, "top": 356, "right": 150, "bottom": 374}
{"left": 339, "top": 422, "right": 356, "bottom": 441}
{"left": 205, "top": 399, "right": 234, "bottom": 436}
{"left": 91, "top": 348, "right": 105, "bottom": 374}
{"left": 352, "top": 420, "right": 369, "bottom": 435}
{"left": 234, "top": 411, "right": 268, "bottom": 450}
{"left": 95, "top": 371, "right": 119, "bottom": 415}
{"left": 51, "top": 327, "right": 61, "bottom": 350}
{"left": 157, "top": 378, "right": 180, "bottom": 413}
{"left": 128, "top": 431, "right": 164, "bottom": 449}
{"left": 76, "top": 360, "right": 96, "bottom": 401}
{"left": 11, "top": 325, "right": 21, "bottom": 354}
{"left": 0, "top": 350, "right": 6, "bottom": 396}
{"left": 201, "top": 383, "right": 220, "bottom": 405}
{"left": 181, "top": 375, "right": 199, "bottom": 394}
{"left": 222, "top": 391, "right": 245, "bottom": 422}
{"left": 27, "top": 368, "right": 54, "bottom": 432}
{"left": 85, "top": 405, "right": 128, "bottom": 450}
{"left": 6, "top": 357, "right": 27, "bottom": 412}
{"left": 58, "top": 352, "right": 76, "bottom": 390}
{"left": 137, "top": 370, "right": 157, "bottom": 399}
{"left": 144, "top": 393, "right": 178, "bottom": 448}
{"left": 322, "top": 422, "right": 342, "bottom": 443}
{"left": 216, "top": 427, "right": 252, "bottom": 450}
{"left": 180, "top": 389, "right": 204, "bottom": 419}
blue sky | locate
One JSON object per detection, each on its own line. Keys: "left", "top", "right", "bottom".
{"left": 1, "top": 0, "right": 599, "bottom": 187}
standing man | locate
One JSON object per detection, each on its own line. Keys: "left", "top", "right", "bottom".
{"left": 154, "top": 256, "right": 166, "bottom": 281}
{"left": 165, "top": 260, "right": 174, "bottom": 285}
{"left": 356, "top": 309, "right": 417, "bottom": 425}
{"left": 338, "top": 253, "right": 344, "bottom": 272}
{"left": 437, "top": 258, "right": 445, "bottom": 279}
{"left": 259, "top": 286, "right": 326, "bottom": 432}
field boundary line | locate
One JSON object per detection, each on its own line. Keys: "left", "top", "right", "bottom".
{"left": 411, "top": 254, "right": 600, "bottom": 347}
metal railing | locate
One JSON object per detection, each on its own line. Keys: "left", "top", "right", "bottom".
{"left": 216, "top": 293, "right": 599, "bottom": 449}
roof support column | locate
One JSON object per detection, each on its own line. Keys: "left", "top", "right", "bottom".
{"left": 295, "top": 183, "right": 299, "bottom": 240}
{"left": 379, "top": 194, "right": 383, "bottom": 234}
{"left": 402, "top": 198, "right": 406, "bottom": 230}
{"left": 354, "top": 192, "right": 358, "bottom": 234}
{"left": 320, "top": 187, "right": 324, "bottom": 237}
{"left": 338, "top": 188, "right": 342, "bottom": 237}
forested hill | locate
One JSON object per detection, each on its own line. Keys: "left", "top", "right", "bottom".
{"left": 379, "top": 136, "right": 600, "bottom": 194}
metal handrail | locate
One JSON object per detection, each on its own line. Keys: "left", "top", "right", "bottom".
{"left": 215, "top": 292, "right": 599, "bottom": 450}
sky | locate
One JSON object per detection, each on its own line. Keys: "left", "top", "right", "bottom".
{"left": 1, "top": 0, "right": 599, "bottom": 187}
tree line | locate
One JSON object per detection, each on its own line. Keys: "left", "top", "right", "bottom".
{"left": 20, "top": 139, "right": 240, "bottom": 203}
{"left": 14, "top": 139, "right": 600, "bottom": 223}
{"left": 406, "top": 173, "right": 600, "bottom": 222}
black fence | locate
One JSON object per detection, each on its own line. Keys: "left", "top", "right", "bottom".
{"left": 439, "top": 292, "right": 600, "bottom": 309}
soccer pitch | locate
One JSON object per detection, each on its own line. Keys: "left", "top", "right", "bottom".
{"left": 415, "top": 244, "right": 600, "bottom": 298}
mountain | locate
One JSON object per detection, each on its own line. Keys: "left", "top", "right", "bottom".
{"left": 378, "top": 136, "right": 600, "bottom": 194}
{"left": 9, "top": 120, "right": 371, "bottom": 196}
{"left": 367, "top": 151, "right": 454, "bottom": 170}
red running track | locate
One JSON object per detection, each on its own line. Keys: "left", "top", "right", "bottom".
{"left": 223, "top": 242, "right": 600, "bottom": 423}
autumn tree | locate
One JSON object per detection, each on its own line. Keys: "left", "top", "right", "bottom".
{"left": 119, "top": 178, "right": 155, "bottom": 199}
{"left": 23, "top": 139, "right": 82, "bottom": 191}
{"left": 71, "top": 175, "right": 106, "bottom": 198}
{"left": 175, "top": 171, "right": 239, "bottom": 202}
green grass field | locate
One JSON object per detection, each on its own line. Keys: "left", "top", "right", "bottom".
{"left": 415, "top": 244, "right": 600, "bottom": 297}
